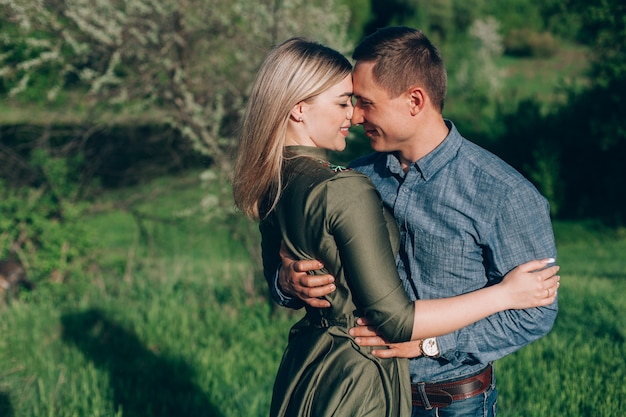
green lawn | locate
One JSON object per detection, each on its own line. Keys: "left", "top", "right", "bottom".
{"left": 1, "top": 174, "right": 624, "bottom": 416}
{"left": 496, "top": 43, "right": 590, "bottom": 105}
{"left": 498, "top": 221, "right": 626, "bottom": 416}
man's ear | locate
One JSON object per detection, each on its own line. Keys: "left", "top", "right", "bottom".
{"left": 407, "top": 86, "right": 426, "bottom": 116}
{"left": 290, "top": 102, "right": 305, "bottom": 122}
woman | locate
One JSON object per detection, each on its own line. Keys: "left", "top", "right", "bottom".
{"left": 232, "top": 38, "right": 559, "bottom": 417}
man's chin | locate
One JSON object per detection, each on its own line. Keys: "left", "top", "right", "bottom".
{"left": 369, "top": 139, "right": 386, "bottom": 152}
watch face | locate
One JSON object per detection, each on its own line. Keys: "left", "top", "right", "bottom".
{"left": 423, "top": 338, "right": 439, "bottom": 356}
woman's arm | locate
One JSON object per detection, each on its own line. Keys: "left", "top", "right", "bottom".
{"left": 408, "top": 259, "right": 559, "bottom": 340}
{"left": 327, "top": 174, "right": 559, "bottom": 344}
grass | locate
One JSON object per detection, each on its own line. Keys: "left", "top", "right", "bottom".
{"left": 1, "top": 173, "right": 625, "bottom": 417}
{"left": 1, "top": 173, "right": 289, "bottom": 417}
{"left": 497, "top": 221, "right": 626, "bottom": 416}
{"left": 496, "top": 42, "right": 591, "bottom": 107}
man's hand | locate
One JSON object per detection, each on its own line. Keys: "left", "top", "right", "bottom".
{"left": 278, "top": 242, "right": 336, "bottom": 308}
{"left": 349, "top": 317, "right": 424, "bottom": 359}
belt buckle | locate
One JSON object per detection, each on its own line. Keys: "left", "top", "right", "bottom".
{"left": 412, "top": 365, "right": 492, "bottom": 409}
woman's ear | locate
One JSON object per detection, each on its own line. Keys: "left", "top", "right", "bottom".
{"left": 290, "top": 102, "right": 305, "bottom": 122}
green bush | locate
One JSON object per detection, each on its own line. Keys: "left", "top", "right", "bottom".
{"left": 504, "top": 29, "right": 558, "bottom": 58}
{"left": 0, "top": 149, "right": 93, "bottom": 296}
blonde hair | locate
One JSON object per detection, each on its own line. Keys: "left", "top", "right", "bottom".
{"left": 233, "top": 38, "right": 352, "bottom": 220}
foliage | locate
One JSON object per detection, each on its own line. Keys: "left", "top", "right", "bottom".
{"left": 484, "top": 0, "right": 580, "bottom": 42}
{"left": 503, "top": 28, "right": 558, "bottom": 58}
{"left": 489, "top": 0, "right": 626, "bottom": 224}
{"left": 495, "top": 76, "right": 626, "bottom": 225}
{"left": 571, "top": 0, "right": 626, "bottom": 86}
{"left": 0, "top": 0, "right": 354, "bottom": 283}
{"left": 365, "top": 0, "right": 487, "bottom": 41}
{"left": 485, "top": 0, "right": 545, "bottom": 35}
{"left": 461, "top": 17, "right": 504, "bottom": 97}
{"left": 443, "top": 17, "right": 505, "bottom": 138}
{"left": 341, "top": 0, "right": 372, "bottom": 41}
{"left": 535, "top": 0, "right": 582, "bottom": 41}
{"left": 0, "top": 0, "right": 353, "bottom": 181}
{"left": 0, "top": 149, "right": 92, "bottom": 291}
{"left": 0, "top": 0, "right": 623, "bottom": 226}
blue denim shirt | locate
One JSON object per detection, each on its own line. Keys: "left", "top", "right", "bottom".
{"left": 350, "top": 120, "right": 558, "bottom": 383}
{"left": 270, "top": 120, "right": 558, "bottom": 383}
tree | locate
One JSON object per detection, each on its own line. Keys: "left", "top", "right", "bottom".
{"left": 572, "top": 0, "right": 626, "bottom": 88}
{"left": 0, "top": 0, "right": 353, "bottom": 287}
{"left": 0, "top": 0, "right": 352, "bottom": 180}
{"left": 495, "top": 0, "right": 626, "bottom": 224}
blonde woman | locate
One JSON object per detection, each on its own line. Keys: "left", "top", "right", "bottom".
{"left": 233, "top": 38, "right": 559, "bottom": 417}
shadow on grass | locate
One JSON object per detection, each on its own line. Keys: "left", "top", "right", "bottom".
{"left": 0, "top": 392, "right": 14, "bottom": 417}
{"left": 61, "top": 309, "right": 225, "bottom": 417}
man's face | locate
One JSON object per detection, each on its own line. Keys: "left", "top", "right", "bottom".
{"left": 352, "top": 61, "right": 412, "bottom": 152}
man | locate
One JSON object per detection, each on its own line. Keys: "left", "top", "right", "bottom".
{"left": 270, "top": 27, "right": 558, "bottom": 417}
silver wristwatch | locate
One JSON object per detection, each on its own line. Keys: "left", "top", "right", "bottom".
{"left": 420, "top": 337, "right": 440, "bottom": 358}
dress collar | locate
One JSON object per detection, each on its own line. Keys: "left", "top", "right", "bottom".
{"left": 284, "top": 146, "right": 350, "bottom": 172}
{"left": 284, "top": 145, "right": 329, "bottom": 161}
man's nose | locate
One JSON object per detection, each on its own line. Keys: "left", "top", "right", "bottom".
{"left": 351, "top": 105, "right": 364, "bottom": 125}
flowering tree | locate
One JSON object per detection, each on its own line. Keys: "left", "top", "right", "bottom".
{"left": 0, "top": 0, "right": 352, "bottom": 179}
{"left": 0, "top": 0, "right": 352, "bottom": 286}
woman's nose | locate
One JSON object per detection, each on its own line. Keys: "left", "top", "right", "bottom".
{"left": 346, "top": 104, "right": 354, "bottom": 119}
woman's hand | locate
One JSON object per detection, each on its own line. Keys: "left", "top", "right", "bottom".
{"left": 498, "top": 259, "right": 560, "bottom": 310}
{"left": 350, "top": 317, "right": 424, "bottom": 359}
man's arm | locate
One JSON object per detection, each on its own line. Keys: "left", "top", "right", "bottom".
{"left": 433, "top": 186, "right": 558, "bottom": 365}
{"left": 260, "top": 216, "right": 336, "bottom": 309}
{"left": 350, "top": 185, "right": 558, "bottom": 363}
{"left": 350, "top": 257, "right": 559, "bottom": 359}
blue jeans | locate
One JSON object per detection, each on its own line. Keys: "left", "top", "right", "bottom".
{"left": 411, "top": 373, "right": 498, "bottom": 417}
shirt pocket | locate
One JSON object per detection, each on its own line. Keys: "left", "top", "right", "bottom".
{"left": 413, "top": 232, "right": 485, "bottom": 296}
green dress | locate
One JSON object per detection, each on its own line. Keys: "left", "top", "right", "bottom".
{"left": 260, "top": 146, "right": 416, "bottom": 417}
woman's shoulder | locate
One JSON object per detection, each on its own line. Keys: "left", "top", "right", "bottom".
{"left": 317, "top": 166, "right": 379, "bottom": 201}
{"left": 286, "top": 156, "right": 366, "bottom": 182}
{"left": 282, "top": 154, "right": 377, "bottom": 200}
{"left": 308, "top": 161, "right": 373, "bottom": 188}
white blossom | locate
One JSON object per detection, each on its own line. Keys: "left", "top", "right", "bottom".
{"left": 1, "top": 0, "right": 352, "bottom": 184}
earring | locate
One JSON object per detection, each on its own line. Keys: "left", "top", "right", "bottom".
{"left": 299, "top": 117, "right": 303, "bottom": 122}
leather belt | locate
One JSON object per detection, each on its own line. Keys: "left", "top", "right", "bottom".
{"left": 411, "top": 365, "right": 492, "bottom": 409}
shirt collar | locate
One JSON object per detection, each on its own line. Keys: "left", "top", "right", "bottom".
{"left": 386, "top": 119, "right": 462, "bottom": 181}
